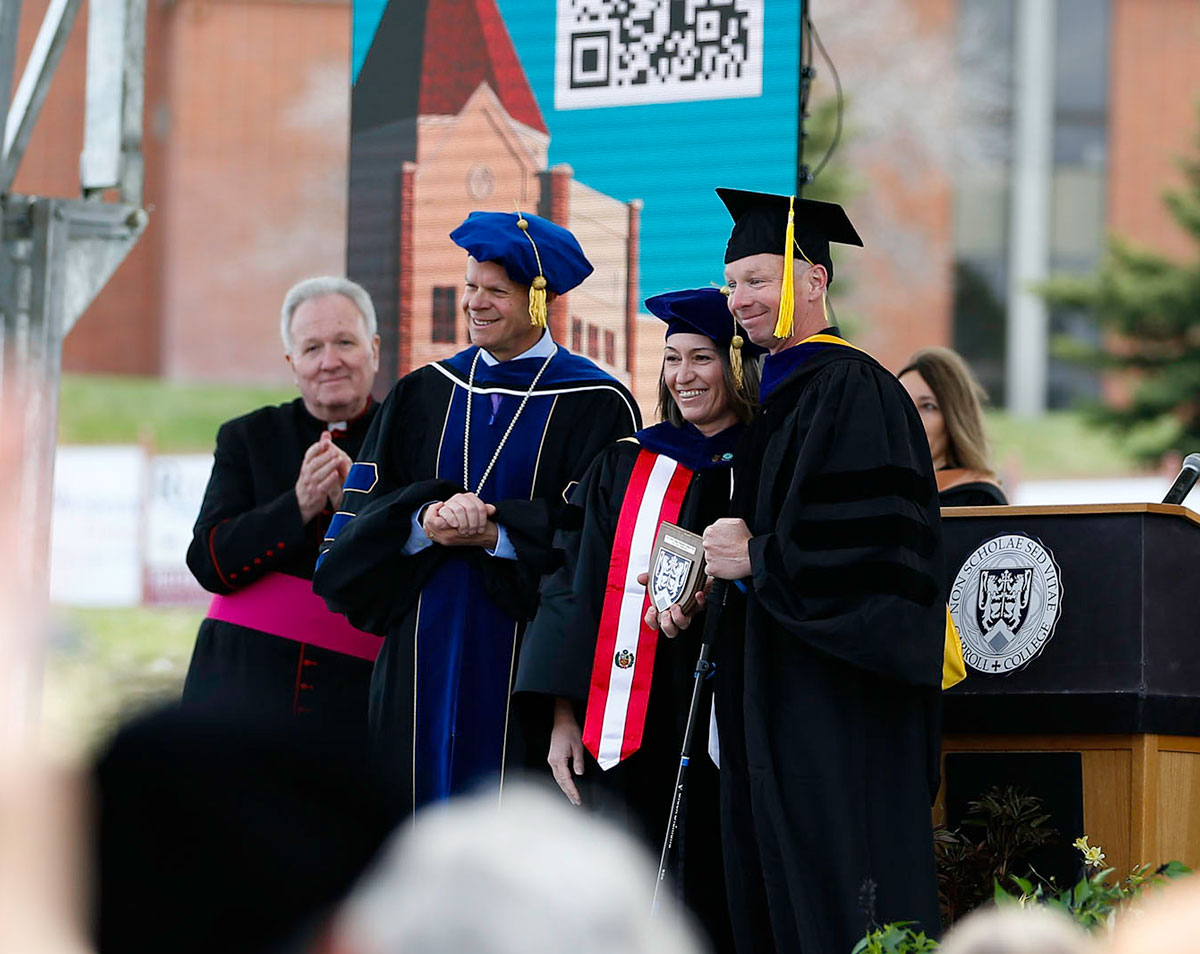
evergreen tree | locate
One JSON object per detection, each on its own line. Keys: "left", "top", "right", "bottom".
{"left": 1044, "top": 109, "right": 1200, "bottom": 462}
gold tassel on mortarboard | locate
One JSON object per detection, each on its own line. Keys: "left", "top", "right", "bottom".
{"left": 717, "top": 283, "right": 746, "bottom": 390}
{"left": 515, "top": 210, "right": 548, "bottom": 328}
{"left": 775, "top": 196, "right": 796, "bottom": 339}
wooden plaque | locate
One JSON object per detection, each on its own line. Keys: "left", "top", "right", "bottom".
{"left": 648, "top": 522, "right": 707, "bottom": 614}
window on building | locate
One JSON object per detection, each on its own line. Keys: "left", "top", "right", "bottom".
{"left": 951, "top": 0, "right": 1016, "bottom": 406}
{"left": 1046, "top": 0, "right": 1109, "bottom": 408}
{"left": 587, "top": 324, "right": 599, "bottom": 360}
{"left": 604, "top": 330, "right": 616, "bottom": 367}
{"left": 572, "top": 317, "right": 583, "bottom": 352}
{"left": 432, "top": 286, "right": 457, "bottom": 343}
{"left": 950, "top": 0, "right": 1109, "bottom": 409}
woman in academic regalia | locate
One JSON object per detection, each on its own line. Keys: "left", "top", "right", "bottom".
{"left": 515, "top": 287, "right": 762, "bottom": 954}
{"left": 899, "top": 346, "right": 1008, "bottom": 507}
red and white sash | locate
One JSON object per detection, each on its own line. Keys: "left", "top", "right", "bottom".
{"left": 583, "top": 449, "right": 693, "bottom": 770}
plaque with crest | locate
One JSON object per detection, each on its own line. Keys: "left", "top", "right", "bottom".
{"left": 648, "top": 522, "right": 707, "bottom": 615}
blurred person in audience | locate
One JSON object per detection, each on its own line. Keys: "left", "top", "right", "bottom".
{"left": 515, "top": 286, "right": 763, "bottom": 953}
{"left": 899, "top": 347, "right": 1008, "bottom": 507}
{"left": 327, "top": 782, "right": 704, "bottom": 954}
{"left": 90, "top": 705, "right": 402, "bottom": 954}
{"left": 1107, "top": 875, "right": 1200, "bottom": 954}
{"left": 313, "top": 212, "right": 639, "bottom": 812}
{"left": 0, "top": 377, "right": 89, "bottom": 954}
{"left": 183, "top": 277, "right": 382, "bottom": 736}
{"left": 939, "top": 905, "right": 1095, "bottom": 954}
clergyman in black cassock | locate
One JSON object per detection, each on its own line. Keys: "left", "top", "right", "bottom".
{"left": 696, "top": 190, "right": 945, "bottom": 954}
{"left": 516, "top": 287, "right": 764, "bottom": 952}
{"left": 183, "top": 278, "right": 382, "bottom": 737}
{"left": 314, "top": 211, "right": 640, "bottom": 813}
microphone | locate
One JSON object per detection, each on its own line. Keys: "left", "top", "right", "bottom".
{"left": 1162, "top": 453, "right": 1200, "bottom": 505}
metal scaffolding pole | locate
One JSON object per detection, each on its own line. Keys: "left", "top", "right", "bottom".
{"left": 0, "top": 0, "right": 148, "bottom": 743}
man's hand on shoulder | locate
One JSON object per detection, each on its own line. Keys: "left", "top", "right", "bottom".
{"left": 703, "top": 518, "right": 753, "bottom": 580}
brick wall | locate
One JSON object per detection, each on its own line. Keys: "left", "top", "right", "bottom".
{"left": 159, "top": 0, "right": 352, "bottom": 384}
{"left": 1108, "top": 0, "right": 1200, "bottom": 255}
{"left": 12, "top": 0, "right": 167, "bottom": 374}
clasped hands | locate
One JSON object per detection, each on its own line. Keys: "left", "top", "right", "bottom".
{"left": 422, "top": 492, "right": 500, "bottom": 549}
{"left": 641, "top": 517, "right": 753, "bottom": 638}
{"left": 296, "top": 431, "right": 352, "bottom": 524}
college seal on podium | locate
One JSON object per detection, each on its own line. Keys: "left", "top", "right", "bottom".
{"left": 649, "top": 522, "right": 707, "bottom": 614}
{"left": 948, "top": 532, "right": 1064, "bottom": 675}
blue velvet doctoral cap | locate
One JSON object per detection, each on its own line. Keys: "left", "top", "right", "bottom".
{"left": 645, "top": 287, "right": 766, "bottom": 357}
{"left": 449, "top": 211, "right": 594, "bottom": 294}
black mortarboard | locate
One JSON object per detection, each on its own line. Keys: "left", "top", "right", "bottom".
{"left": 717, "top": 188, "right": 863, "bottom": 284}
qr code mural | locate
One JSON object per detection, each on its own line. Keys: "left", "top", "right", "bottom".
{"left": 554, "top": 0, "right": 764, "bottom": 110}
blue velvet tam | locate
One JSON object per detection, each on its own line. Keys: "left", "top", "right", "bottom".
{"left": 645, "top": 287, "right": 767, "bottom": 357}
{"left": 449, "top": 211, "right": 594, "bottom": 294}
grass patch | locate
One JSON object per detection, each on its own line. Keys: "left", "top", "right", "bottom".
{"left": 58, "top": 374, "right": 295, "bottom": 452}
{"left": 42, "top": 604, "right": 201, "bottom": 758}
{"left": 986, "top": 410, "right": 1146, "bottom": 479}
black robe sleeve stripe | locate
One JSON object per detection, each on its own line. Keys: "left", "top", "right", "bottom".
{"left": 783, "top": 558, "right": 941, "bottom": 604}
{"left": 745, "top": 360, "right": 945, "bottom": 686}
{"left": 800, "top": 464, "right": 931, "bottom": 503}
{"left": 790, "top": 514, "right": 939, "bottom": 558}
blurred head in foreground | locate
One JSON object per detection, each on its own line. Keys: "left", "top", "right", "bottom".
{"left": 91, "top": 705, "right": 402, "bottom": 954}
{"left": 329, "top": 781, "right": 704, "bottom": 954}
{"left": 1106, "top": 875, "right": 1200, "bottom": 954}
{"left": 939, "top": 905, "right": 1095, "bottom": 954}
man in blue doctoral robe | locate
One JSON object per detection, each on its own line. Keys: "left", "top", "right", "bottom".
{"left": 314, "top": 210, "right": 640, "bottom": 812}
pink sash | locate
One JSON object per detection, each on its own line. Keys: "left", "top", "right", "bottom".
{"left": 207, "top": 572, "right": 382, "bottom": 662}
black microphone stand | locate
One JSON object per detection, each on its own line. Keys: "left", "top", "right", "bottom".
{"left": 651, "top": 578, "right": 729, "bottom": 915}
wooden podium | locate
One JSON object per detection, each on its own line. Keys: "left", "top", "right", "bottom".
{"left": 936, "top": 504, "right": 1200, "bottom": 876}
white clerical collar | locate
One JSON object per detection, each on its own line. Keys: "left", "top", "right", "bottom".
{"left": 478, "top": 329, "right": 556, "bottom": 366}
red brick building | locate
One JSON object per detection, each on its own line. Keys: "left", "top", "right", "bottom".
{"left": 13, "top": 0, "right": 1200, "bottom": 417}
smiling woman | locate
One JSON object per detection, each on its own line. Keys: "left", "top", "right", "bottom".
{"left": 515, "top": 287, "right": 762, "bottom": 953}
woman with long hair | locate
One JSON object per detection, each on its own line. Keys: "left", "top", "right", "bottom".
{"left": 899, "top": 346, "right": 1007, "bottom": 506}
{"left": 515, "top": 287, "right": 762, "bottom": 953}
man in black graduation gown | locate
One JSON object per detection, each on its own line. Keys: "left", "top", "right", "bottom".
{"left": 313, "top": 211, "right": 640, "bottom": 813}
{"left": 182, "top": 277, "right": 382, "bottom": 736}
{"left": 660, "top": 191, "right": 946, "bottom": 954}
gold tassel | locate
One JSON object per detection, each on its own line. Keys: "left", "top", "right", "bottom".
{"left": 730, "top": 332, "right": 745, "bottom": 390}
{"left": 775, "top": 196, "right": 796, "bottom": 339}
{"left": 515, "top": 211, "right": 548, "bottom": 328}
{"left": 529, "top": 276, "right": 548, "bottom": 328}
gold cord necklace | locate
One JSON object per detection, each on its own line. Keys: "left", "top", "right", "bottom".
{"left": 463, "top": 346, "right": 556, "bottom": 495}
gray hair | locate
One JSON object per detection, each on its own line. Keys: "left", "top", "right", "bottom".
{"left": 939, "top": 905, "right": 1095, "bottom": 954}
{"left": 280, "top": 276, "right": 377, "bottom": 353}
{"left": 332, "top": 782, "right": 704, "bottom": 954}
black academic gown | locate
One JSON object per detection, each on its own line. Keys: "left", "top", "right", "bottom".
{"left": 313, "top": 344, "right": 640, "bottom": 813}
{"left": 718, "top": 339, "right": 946, "bottom": 954}
{"left": 515, "top": 422, "right": 739, "bottom": 953}
{"left": 182, "top": 398, "right": 378, "bottom": 736}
